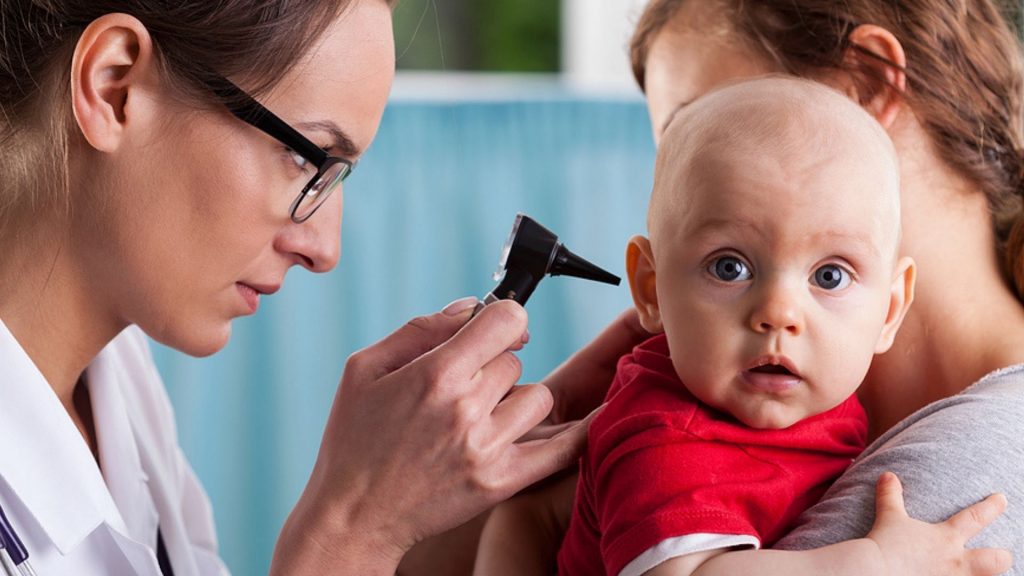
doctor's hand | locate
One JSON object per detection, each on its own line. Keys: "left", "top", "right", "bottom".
{"left": 270, "top": 299, "right": 595, "bottom": 576}
{"left": 397, "top": 308, "right": 650, "bottom": 576}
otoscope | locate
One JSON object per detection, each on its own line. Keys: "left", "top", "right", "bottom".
{"left": 473, "top": 214, "right": 621, "bottom": 316}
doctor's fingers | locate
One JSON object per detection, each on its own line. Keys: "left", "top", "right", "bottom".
{"left": 465, "top": 349, "right": 527, "bottom": 414}
{"left": 516, "top": 402, "right": 605, "bottom": 442}
{"left": 417, "top": 300, "right": 528, "bottom": 390}
{"left": 489, "top": 416, "right": 591, "bottom": 497}
{"left": 410, "top": 349, "right": 524, "bottom": 433}
{"left": 484, "top": 383, "right": 555, "bottom": 447}
{"left": 343, "top": 300, "right": 479, "bottom": 382}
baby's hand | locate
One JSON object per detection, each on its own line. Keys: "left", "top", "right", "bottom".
{"left": 867, "top": 472, "right": 1012, "bottom": 576}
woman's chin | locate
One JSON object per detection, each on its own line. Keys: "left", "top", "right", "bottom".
{"left": 148, "top": 320, "right": 232, "bottom": 358}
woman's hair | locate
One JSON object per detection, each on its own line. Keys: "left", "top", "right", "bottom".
{"left": 630, "top": 0, "right": 1024, "bottom": 299}
{"left": 0, "top": 0, "right": 367, "bottom": 235}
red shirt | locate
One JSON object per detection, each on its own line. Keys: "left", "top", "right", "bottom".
{"left": 557, "top": 335, "right": 867, "bottom": 576}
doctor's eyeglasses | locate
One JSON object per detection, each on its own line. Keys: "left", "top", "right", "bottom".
{"left": 203, "top": 76, "right": 353, "bottom": 223}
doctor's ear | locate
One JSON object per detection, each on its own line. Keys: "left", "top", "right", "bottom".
{"left": 829, "top": 24, "right": 907, "bottom": 131}
{"left": 71, "top": 13, "right": 158, "bottom": 153}
{"left": 626, "top": 236, "right": 664, "bottom": 334}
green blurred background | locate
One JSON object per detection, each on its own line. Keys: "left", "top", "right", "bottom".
{"left": 392, "top": 0, "right": 560, "bottom": 71}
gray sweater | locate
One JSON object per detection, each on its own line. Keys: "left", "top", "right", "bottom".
{"left": 777, "top": 364, "right": 1024, "bottom": 571}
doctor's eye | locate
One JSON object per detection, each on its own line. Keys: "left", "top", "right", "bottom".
{"left": 282, "top": 147, "right": 317, "bottom": 177}
{"left": 811, "top": 264, "right": 852, "bottom": 290}
{"left": 708, "top": 256, "right": 752, "bottom": 282}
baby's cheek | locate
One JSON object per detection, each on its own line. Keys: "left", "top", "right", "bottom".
{"left": 813, "top": 344, "right": 871, "bottom": 409}
{"left": 670, "top": 332, "right": 717, "bottom": 377}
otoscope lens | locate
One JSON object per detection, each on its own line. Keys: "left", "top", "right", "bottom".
{"left": 494, "top": 214, "right": 524, "bottom": 280}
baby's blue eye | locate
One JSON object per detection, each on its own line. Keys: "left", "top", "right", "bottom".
{"left": 812, "top": 264, "right": 851, "bottom": 290}
{"left": 709, "top": 256, "right": 751, "bottom": 282}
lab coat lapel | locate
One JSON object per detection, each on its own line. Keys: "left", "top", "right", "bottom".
{"left": 105, "top": 325, "right": 215, "bottom": 575}
{"left": 88, "top": 352, "right": 160, "bottom": 551}
{"left": 0, "top": 319, "right": 129, "bottom": 553}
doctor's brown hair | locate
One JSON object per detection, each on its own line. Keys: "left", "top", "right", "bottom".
{"left": 630, "top": 0, "right": 1024, "bottom": 299}
{"left": 0, "top": 0, "right": 383, "bottom": 237}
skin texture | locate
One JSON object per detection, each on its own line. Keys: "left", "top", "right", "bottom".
{"left": 628, "top": 77, "right": 913, "bottom": 430}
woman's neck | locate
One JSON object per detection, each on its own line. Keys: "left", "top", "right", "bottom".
{"left": 858, "top": 115, "right": 1024, "bottom": 440}
{"left": 0, "top": 218, "right": 124, "bottom": 411}
{"left": 860, "top": 279, "right": 1024, "bottom": 440}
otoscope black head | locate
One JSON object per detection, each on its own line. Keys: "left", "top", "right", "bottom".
{"left": 501, "top": 215, "right": 560, "bottom": 283}
{"left": 488, "top": 214, "right": 620, "bottom": 306}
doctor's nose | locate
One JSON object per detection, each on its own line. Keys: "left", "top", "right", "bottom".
{"left": 749, "top": 281, "right": 804, "bottom": 336}
{"left": 275, "top": 186, "right": 343, "bottom": 273}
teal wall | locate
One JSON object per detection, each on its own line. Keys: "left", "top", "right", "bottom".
{"left": 151, "top": 94, "right": 656, "bottom": 575}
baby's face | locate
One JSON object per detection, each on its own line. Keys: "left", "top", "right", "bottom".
{"left": 634, "top": 138, "right": 908, "bottom": 429}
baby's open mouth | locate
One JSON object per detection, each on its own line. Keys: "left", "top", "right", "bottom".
{"left": 750, "top": 363, "right": 795, "bottom": 376}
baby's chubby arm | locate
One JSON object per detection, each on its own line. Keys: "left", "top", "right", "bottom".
{"left": 645, "top": 473, "right": 1011, "bottom": 576}
{"left": 473, "top": 472, "right": 577, "bottom": 576}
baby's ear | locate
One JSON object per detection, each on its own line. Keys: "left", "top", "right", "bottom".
{"left": 875, "top": 256, "right": 916, "bottom": 353}
{"left": 626, "top": 236, "right": 664, "bottom": 333}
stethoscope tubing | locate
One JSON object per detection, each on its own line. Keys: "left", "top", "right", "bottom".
{"left": 0, "top": 540, "right": 35, "bottom": 576}
{"left": 0, "top": 548, "right": 17, "bottom": 576}
{"left": 0, "top": 502, "right": 34, "bottom": 576}
{"left": 0, "top": 548, "right": 31, "bottom": 576}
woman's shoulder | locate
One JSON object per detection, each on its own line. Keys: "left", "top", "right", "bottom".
{"left": 776, "top": 364, "right": 1024, "bottom": 554}
{"left": 957, "top": 362, "right": 1024, "bottom": 400}
{"left": 876, "top": 363, "right": 1024, "bottom": 455}
{"left": 856, "top": 360, "right": 1024, "bottom": 485}
{"left": 865, "top": 361, "right": 1024, "bottom": 468}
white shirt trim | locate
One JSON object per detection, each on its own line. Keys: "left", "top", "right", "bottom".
{"left": 618, "top": 532, "right": 760, "bottom": 576}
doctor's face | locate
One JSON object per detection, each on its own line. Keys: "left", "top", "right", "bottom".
{"left": 76, "top": 0, "right": 395, "bottom": 356}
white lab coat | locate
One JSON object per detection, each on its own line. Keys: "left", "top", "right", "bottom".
{"left": 0, "top": 319, "right": 230, "bottom": 575}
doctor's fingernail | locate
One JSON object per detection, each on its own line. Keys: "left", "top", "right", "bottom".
{"left": 443, "top": 297, "right": 480, "bottom": 316}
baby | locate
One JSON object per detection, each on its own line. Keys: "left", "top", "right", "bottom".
{"left": 557, "top": 74, "right": 914, "bottom": 575}
{"left": 474, "top": 76, "right": 1008, "bottom": 576}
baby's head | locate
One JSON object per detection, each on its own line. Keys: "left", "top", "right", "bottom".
{"left": 627, "top": 76, "right": 915, "bottom": 429}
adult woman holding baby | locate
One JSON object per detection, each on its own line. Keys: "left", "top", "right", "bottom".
{"left": 407, "top": 0, "right": 1024, "bottom": 574}
{"left": 634, "top": 0, "right": 1024, "bottom": 554}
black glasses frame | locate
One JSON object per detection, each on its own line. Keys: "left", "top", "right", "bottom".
{"left": 204, "top": 76, "right": 353, "bottom": 223}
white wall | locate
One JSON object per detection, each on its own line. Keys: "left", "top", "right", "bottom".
{"left": 562, "top": 0, "right": 649, "bottom": 93}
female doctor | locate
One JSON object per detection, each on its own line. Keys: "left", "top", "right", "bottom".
{"left": 0, "top": 0, "right": 642, "bottom": 574}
